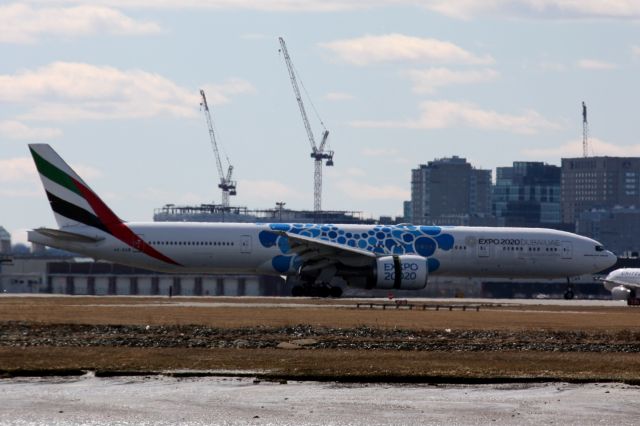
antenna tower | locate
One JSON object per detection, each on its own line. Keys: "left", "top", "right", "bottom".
{"left": 582, "top": 101, "right": 589, "bottom": 157}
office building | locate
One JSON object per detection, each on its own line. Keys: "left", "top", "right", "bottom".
{"left": 561, "top": 157, "right": 640, "bottom": 223}
{"left": 493, "top": 162, "right": 561, "bottom": 227}
{"left": 411, "top": 156, "right": 492, "bottom": 225}
{"left": 0, "top": 227, "right": 10, "bottom": 254}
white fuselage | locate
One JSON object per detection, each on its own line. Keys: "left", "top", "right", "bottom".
{"left": 29, "top": 222, "right": 616, "bottom": 279}
{"left": 602, "top": 269, "right": 640, "bottom": 291}
{"left": 601, "top": 268, "right": 640, "bottom": 302}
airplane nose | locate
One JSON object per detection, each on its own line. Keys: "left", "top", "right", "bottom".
{"left": 603, "top": 250, "right": 617, "bottom": 269}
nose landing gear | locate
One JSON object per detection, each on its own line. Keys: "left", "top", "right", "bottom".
{"left": 564, "top": 278, "right": 575, "bottom": 300}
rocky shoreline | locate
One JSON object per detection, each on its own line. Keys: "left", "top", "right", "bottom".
{"left": 2, "top": 322, "right": 639, "bottom": 353}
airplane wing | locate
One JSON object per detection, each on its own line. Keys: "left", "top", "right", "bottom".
{"left": 597, "top": 277, "right": 640, "bottom": 289}
{"left": 279, "top": 231, "right": 376, "bottom": 259}
{"left": 274, "top": 231, "right": 376, "bottom": 275}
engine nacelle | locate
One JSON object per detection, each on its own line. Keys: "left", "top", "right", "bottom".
{"left": 373, "top": 255, "right": 428, "bottom": 290}
{"left": 611, "top": 285, "right": 632, "bottom": 301}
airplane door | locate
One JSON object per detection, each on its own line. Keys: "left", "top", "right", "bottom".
{"left": 240, "top": 235, "right": 252, "bottom": 254}
{"left": 477, "top": 244, "right": 490, "bottom": 258}
{"left": 132, "top": 235, "right": 144, "bottom": 253}
{"left": 561, "top": 241, "right": 573, "bottom": 259}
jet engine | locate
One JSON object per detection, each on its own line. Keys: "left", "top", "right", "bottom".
{"left": 610, "top": 285, "right": 632, "bottom": 301}
{"left": 371, "top": 255, "right": 428, "bottom": 290}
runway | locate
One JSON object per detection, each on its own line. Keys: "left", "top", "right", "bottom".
{"left": 157, "top": 296, "right": 627, "bottom": 309}
{"left": 1, "top": 375, "right": 638, "bottom": 425}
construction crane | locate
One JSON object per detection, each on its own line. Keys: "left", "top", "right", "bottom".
{"left": 278, "top": 36, "right": 334, "bottom": 212}
{"left": 199, "top": 89, "right": 236, "bottom": 207}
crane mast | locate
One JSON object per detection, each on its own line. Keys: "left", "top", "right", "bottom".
{"left": 199, "top": 89, "right": 236, "bottom": 207}
{"left": 278, "top": 37, "right": 333, "bottom": 212}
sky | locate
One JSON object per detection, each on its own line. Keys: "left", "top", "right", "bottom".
{"left": 2, "top": 0, "right": 640, "bottom": 244}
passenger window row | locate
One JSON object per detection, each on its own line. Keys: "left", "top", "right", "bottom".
{"left": 501, "top": 246, "right": 560, "bottom": 252}
{"left": 149, "top": 241, "right": 234, "bottom": 247}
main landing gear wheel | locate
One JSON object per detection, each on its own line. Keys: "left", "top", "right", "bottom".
{"left": 290, "top": 284, "right": 343, "bottom": 298}
{"left": 564, "top": 278, "right": 575, "bottom": 300}
{"left": 329, "top": 286, "right": 343, "bottom": 298}
{"left": 291, "top": 285, "right": 305, "bottom": 297}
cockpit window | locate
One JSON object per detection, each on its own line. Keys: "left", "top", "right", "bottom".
{"left": 595, "top": 245, "right": 604, "bottom": 252}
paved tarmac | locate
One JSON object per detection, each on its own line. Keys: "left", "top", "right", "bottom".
{"left": 69, "top": 296, "right": 627, "bottom": 309}
{"left": 1, "top": 375, "right": 639, "bottom": 425}
{"left": 1, "top": 293, "right": 628, "bottom": 308}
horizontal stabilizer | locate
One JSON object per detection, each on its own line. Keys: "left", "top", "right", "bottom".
{"left": 33, "top": 227, "right": 104, "bottom": 243}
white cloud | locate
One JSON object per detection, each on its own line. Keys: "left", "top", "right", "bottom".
{"left": 523, "top": 137, "right": 640, "bottom": 158}
{"left": 337, "top": 179, "right": 409, "bottom": 201}
{"left": 406, "top": 67, "right": 498, "bottom": 93}
{"left": 319, "top": 34, "right": 493, "bottom": 66}
{"left": 33, "top": 1, "right": 373, "bottom": 12}
{"left": 632, "top": 45, "right": 640, "bottom": 58}
{"left": 0, "top": 158, "right": 37, "bottom": 183}
{"left": 238, "top": 179, "right": 305, "bottom": 201}
{"left": 419, "top": 0, "right": 640, "bottom": 20}
{"left": 201, "top": 78, "right": 257, "bottom": 105}
{"left": 351, "top": 100, "right": 561, "bottom": 135}
{"left": 0, "top": 3, "right": 161, "bottom": 43}
{"left": 0, "top": 120, "right": 62, "bottom": 140}
{"left": 0, "top": 157, "right": 44, "bottom": 198}
{"left": 324, "top": 92, "right": 354, "bottom": 101}
{"left": 25, "top": 1, "right": 640, "bottom": 20}
{"left": 0, "top": 156, "right": 101, "bottom": 184}
{"left": 577, "top": 59, "right": 618, "bottom": 70}
{"left": 0, "top": 62, "right": 254, "bottom": 121}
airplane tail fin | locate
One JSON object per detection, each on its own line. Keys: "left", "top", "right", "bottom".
{"left": 28, "top": 144, "right": 123, "bottom": 232}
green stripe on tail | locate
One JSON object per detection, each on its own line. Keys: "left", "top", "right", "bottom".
{"left": 29, "top": 147, "right": 82, "bottom": 196}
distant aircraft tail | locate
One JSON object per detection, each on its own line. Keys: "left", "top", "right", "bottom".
{"left": 28, "top": 144, "right": 124, "bottom": 231}
{"left": 29, "top": 144, "right": 182, "bottom": 266}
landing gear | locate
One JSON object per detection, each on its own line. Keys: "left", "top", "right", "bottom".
{"left": 290, "top": 283, "right": 343, "bottom": 298}
{"left": 564, "top": 278, "right": 575, "bottom": 300}
{"left": 291, "top": 285, "right": 305, "bottom": 297}
{"left": 329, "top": 286, "right": 343, "bottom": 298}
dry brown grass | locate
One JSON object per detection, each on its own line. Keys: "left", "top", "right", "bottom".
{"left": 2, "top": 347, "right": 640, "bottom": 382}
{"left": 0, "top": 296, "right": 637, "bottom": 332}
{"left": 2, "top": 296, "right": 639, "bottom": 381}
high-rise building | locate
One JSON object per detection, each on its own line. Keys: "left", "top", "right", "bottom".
{"left": 402, "top": 201, "right": 412, "bottom": 224}
{"left": 576, "top": 207, "right": 640, "bottom": 255}
{"left": 0, "top": 226, "right": 10, "bottom": 254}
{"left": 493, "top": 162, "right": 561, "bottom": 227}
{"left": 561, "top": 157, "right": 640, "bottom": 223}
{"left": 410, "top": 156, "right": 492, "bottom": 225}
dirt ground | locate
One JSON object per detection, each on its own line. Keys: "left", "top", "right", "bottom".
{"left": 1, "top": 296, "right": 639, "bottom": 382}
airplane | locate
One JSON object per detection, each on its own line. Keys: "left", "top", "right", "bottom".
{"left": 26, "top": 144, "right": 617, "bottom": 298}
{"left": 599, "top": 269, "right": 640, "bottom": 305}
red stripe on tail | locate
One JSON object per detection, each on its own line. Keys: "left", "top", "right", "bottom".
{"left": 72, "top": 178, "right": 182, "bottom": 267}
